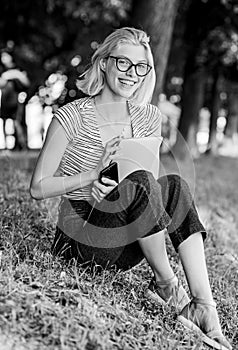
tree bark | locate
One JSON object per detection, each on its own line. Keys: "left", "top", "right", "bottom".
{"left": 130, "top": 0, "right": 179, "bottom": 104}
{"left": 206, "top": 67, "right": 222, "bottom": 155}
{"left": 226, "top": 82, "right": 238, "bottom": 138}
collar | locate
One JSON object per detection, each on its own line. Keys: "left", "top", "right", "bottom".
{"left": 76, "top": 96, "right": 147, "bottom": 137}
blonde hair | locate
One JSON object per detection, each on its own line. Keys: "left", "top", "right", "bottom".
{"left": 77, "top": 27, "right": 156, "bottom": 105}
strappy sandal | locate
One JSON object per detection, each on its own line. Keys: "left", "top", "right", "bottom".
{"left": 145, "top": 275, "right": 190, "bottom": 312}
{"left": 177, "top": 297, "right": 232, "bottom": 350}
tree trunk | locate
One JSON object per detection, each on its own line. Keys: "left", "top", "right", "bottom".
{"left": 130, "top": 0, "right": 179, "bottom": 104}
{"left": 13, "top": 102, "right": 28, "bottom": 151}
{"left": 226, "top": 82, "right": 238, "bottom": 139}
{"left": 206, "top": 67, "right": 222, "bottom": 155}
{"left": 172, "top": 66, "right": 206, "bottom": 159}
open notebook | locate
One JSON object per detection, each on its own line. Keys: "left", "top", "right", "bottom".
{"left": 117, "top": 136, "right": 163, "bottom": 182}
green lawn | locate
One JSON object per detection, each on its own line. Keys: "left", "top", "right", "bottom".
{"left": 0, "top": 153, "right": 237, "bottom": 349}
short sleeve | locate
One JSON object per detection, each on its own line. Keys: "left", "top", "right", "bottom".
{"left": 53, "top": 103, "right": 79, "bottom": 141}
{"left": 146, "top": 105, "right": 162, "bottom": 137}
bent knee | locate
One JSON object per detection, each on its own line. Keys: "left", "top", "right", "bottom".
{"left": 158, "top": 174, "right": 189, "bottom": 189}
{"left": 126, "top": 170, "right": 155, "bottom": 183}
{"left": 167, "top": 174, "right": 189, "bottom": 191}
{"left": 125, "top": 170, "right": 156, "bottom": 193}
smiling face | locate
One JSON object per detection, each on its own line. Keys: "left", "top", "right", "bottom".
{"left": 100, "top": 43, "right": 148, "bottom": 102}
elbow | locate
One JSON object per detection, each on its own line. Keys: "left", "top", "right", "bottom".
{"left": 29, "top": 184, "right": 43, "bottom": 200}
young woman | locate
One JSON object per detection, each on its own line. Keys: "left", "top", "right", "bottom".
{"left": 30, "top": 27, "right": 232, "bottom": 350}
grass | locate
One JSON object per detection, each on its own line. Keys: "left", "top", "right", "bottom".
{"left": 0, "top": 152, "right": 238, "bottom": 349}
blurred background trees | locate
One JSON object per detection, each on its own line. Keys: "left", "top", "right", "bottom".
{"left": 130, "top": 0, "right": 179, "bottom": 101}
{"left": 0, "top": 0, "right": 238, "bottom": 157}
{"left": 168, "top": 0, "right": 238, "bottom": 158}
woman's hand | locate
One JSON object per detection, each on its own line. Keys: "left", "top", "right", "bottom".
{"left": 92, "top": 135, "right": 122, "bottom": 202}
{"left": 91, "top": 178, "right": 118, "bottom": 203}
{"left": 95, "top": 135, "right": 122, "bottom": 176}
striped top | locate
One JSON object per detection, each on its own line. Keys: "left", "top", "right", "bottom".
{"left": 54, "top": 96, "right": 162, "bottom": 200}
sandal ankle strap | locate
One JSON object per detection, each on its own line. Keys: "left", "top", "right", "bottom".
{"left": 191, "top": 296, "right": 216, "bottom": 308}
{"left": 154, "top": 275, "right": 177, "bottom": 287}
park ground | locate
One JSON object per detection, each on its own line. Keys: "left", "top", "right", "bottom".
{"left": 0, "top": 152, "right": 238, "bottom": 350}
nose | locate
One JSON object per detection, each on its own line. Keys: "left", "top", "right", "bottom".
{"left": 126, "top": 65, "right": 137, "bottom": 77}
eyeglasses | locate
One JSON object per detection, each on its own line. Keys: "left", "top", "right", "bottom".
{"left": 108, "top": 56, "right": 152, "bottom": 77}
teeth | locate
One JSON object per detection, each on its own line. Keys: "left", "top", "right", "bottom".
{"left": 119, "top": 79, "right": 135, "bottom": 86}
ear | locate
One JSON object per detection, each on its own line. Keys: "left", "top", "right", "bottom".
{"left": 99, "top": 58, "right": 107, "bottom": 72}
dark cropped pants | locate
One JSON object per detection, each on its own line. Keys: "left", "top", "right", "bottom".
{"left": 52, "top": 171, "right": 206, "bottom": 270}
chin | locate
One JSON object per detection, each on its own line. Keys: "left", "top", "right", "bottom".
{"left": 117, "top": 88, "right": 137, "bottom": 100}
{"left": 119, "top": 92, "right": 133, "bottom": 99}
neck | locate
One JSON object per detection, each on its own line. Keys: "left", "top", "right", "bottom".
{"left": 94, "top": 96, "right": 129, "bottom": 123}
{"left": 96, "top": 87, "right": 128, "bottom": 105}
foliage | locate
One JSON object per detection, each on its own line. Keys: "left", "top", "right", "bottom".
{"left": 166, "top": 0, "right": 238, "bottom": 95}
{"left": 0, "top": 0, "right": 132, "bottom": 101}
{"left": 0, "top": 154, "right": 237, "bottom": 349}
{"left": 2, "top": 0, "right": 238, "bottom": 106}
{"left": 176, "top": 0, "right": 238, "bottom": 76}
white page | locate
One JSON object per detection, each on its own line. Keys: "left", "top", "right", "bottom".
{"left": 117, "top": 137, "right": 163, "bottom": 181}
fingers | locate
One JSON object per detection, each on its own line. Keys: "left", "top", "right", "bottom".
{"left": 91, "top": 179, "right": 117, "bottom": 203}
{"left": 109, "top": 152, "right": 122, "bottom": 162}
{"left": 94, "top": 180, "right": 108, "bottom": 193}
{"left": 91, "top": 182, "right": 105, "bottom": 203}
{"left": 96, "top": 135, "right": 122, "bottom": 178}
{"left": 102, "top": 145, "right": 121, "bottom": 168}
{"left": 99, "top": 135, "right": 123, "bottom": 170}
{"left": 105, "top": 135, "right": 122, "bottom": 154}
{"left": 107, "top": 135, "right": 122, "bottom": 147}
{"left": 105, "top": 143, "right": 121, "bottom": 157}
{"left": 91, "top": 187, "right": 102, "bottom": 203}
{"left": 100, "top": 177, "right": 118, "bottom": 186}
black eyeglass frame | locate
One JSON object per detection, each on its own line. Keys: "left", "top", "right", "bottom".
{"left": 108, "top": 55, "right": 152, "bottom": 77}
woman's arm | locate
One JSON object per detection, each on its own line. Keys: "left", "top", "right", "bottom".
{"left": 29, "top": 118, "right": 98, "bottom": 200}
